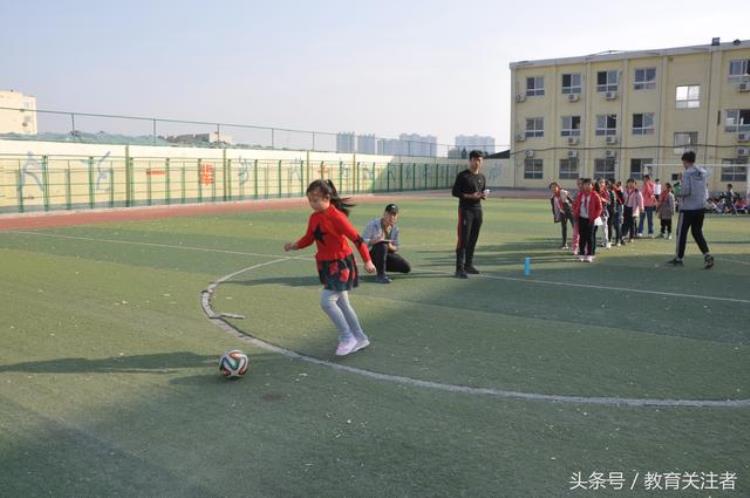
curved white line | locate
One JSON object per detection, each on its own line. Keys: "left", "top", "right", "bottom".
{"left": 202, "top": 261, "right": 750, "bottom": 409}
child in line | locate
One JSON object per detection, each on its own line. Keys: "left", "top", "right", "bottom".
{"left": 549, "top": 182, "right": 574, "bottom": 249}
{"left": 611, "top": 181, "right": 625, "bottom": 246}
{"left": 284, "top": 180, "right": 376, "bottom": 357}
{"left": 570, "top": 178, "right": 583, "bottom": 255}
{"left": 657, "top": 182, "right": 676, "bottom": 239}
{"left": 622, "top": 178, "right": 644, "bottom": 243}
{"left": 572, "top": 178, "right": 603, "bottom": 262}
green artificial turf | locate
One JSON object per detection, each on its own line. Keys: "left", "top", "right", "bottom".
{"left": 1, "top": 196, "right": 748, "bottom": 497}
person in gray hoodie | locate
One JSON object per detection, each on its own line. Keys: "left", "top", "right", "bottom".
{"left": 668, "top": 151, "right": 714, "bottom": 269}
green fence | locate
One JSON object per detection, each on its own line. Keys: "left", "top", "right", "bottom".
{"left": 0, "top": 152, "right": 461, "bottom": 213}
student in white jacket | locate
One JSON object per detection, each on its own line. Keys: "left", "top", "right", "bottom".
{"left": 362, "top": 204, "right": 411, "bottom": 284}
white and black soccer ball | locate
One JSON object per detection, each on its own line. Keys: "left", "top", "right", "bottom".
{"left": 219, "top": 350, "right": 249, "bottom": 379}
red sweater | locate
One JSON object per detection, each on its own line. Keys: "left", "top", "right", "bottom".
{"left": 572, "top": 191, "right": 603, "bottom": 221}
{"left": 295, "top": 205, "right": 371, "bottom": 263}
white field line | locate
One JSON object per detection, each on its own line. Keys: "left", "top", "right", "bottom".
{"left": 202, "top": 261, "right": 749, "bottom": 409}
{"left": 6, "top": 230, "right": 749, "bottom": 304}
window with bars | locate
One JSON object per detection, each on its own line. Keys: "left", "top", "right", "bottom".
{"left": 560, "top": 116, "right": 581, "bottom": 137}
{"left": 526, "top": 76, "right": 545, "bottom": 96}
{"left": 525, "top": 117, "right": 544, "bottom": 138}
{"left": 634, "top": 68, "right": 656, "bottom": 90}
{"left": 632, "top": 113, "right": 655, "bottom": 135}
{"left": 595, "top": 114, "right": 617, "bottom": 136}
{"left": 524, "top": 158, "right": 544, "bottom": 179}
{"left": 721, "top": 159, "right": 748, "bottom": 181}
{"left": 561, "top": 73, "right": 581, "bottom": 94}
{"left": 594, "top": 158, "right": 616, "bottom": 180}
{"left": 559, "top": 158, "right": 579, "bottom": 179}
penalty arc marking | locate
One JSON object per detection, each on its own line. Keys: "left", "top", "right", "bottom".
{"left": 202, "top": 259, "right": 750, "bottom": 409}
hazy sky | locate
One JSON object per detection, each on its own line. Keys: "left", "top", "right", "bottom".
{"left": 1, "top": 0, "right": 748, "bottom": 148}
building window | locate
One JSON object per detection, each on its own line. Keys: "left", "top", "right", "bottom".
{"left": 596, "top": 70, "right": 618, "bottom": 92}
{"left": 561, "top": 73, "right": 581, "bottom": 94}
{"left": 725, "top": 109, "right": 750, "bottom": 132}
{"left": 634, "top": 68, "right": 656, "bottom": 90}
{"left": 594, "top": 158, "right": 616, "bottom": 180}
{"left": 526, "top": 76, "right": 545, "bottom": 96}
{"left": 673, "top": 132, "right": 698, "bottom": 154}
{"left": 525, "top": 118, "right": 544, "bottom": 138}
{"left": 630, "top": 158, "right": 653, "bottom": 180}
{"left": 676, "top": 85, "right": 700, "bottom": 109}
{"left": 524, "top": 158, "right": 544, "bottom": 179}
{"left": 560, "top": 116, "right": 581, "bottom": 137}
{"left": 632, "top": 113, "right": 655, "bottom": 135}
{"left": 721, "top": 159, "right": 748, "bottom": 181}
{"left": 559, "top": 158, "right": 579, "bottom": 179}
{"left": 728, "top": 59, "right": 750, "bottom": 80}
{"left": 595, "top": 114, "right": 617, "bottom": 136}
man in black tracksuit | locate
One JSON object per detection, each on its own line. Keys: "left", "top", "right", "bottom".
{"left": 452, "top": 150, "right": 487, "bottom": 278}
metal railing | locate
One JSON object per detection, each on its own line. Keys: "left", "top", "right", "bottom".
{"left": 0, "top": 150, "right": 463, "bottom": 213}
{"left": 0, "top": 106, "right": 505, "bottom": 158}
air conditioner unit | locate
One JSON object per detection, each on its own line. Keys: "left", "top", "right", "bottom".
{"left": 739, "top": 82, "right": 750, "bottom": 92}
{"left": 515, "top": 93, "right": 527, "bottom": 103}
{"left": 605, "top": 91, "right": 618, "bottom": 100}
{"left": 605, "top": 136, "right": 618, "bottom": 145}
{"left": 738, "top": 147, "right": 750, "bottom": 157}
{"left": 605, "top": 150, "right": 617, "bottom": 158}
{"left": 567, "top": 136, "right": 579, "bottom": 146}
{"left": 738, "top": 132, "right": 750, "bottom": 143}
{"left": 567, "top": 93, "right": 580, "bottom": 102}
{"left": 567, "top": 150, "right": 578, "bottom": 158}
{"left": 515, "top": 133, "right": 526, "bottom": 142}
{"left": 525, "top": 150, "right": 535, "bottom": 158}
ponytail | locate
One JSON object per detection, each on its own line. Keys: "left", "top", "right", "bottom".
{"left": 306, "top": 179, "right": 355, "bottom": 216}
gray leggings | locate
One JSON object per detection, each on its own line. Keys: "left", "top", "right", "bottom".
{"left": 320, "top": 289, "right": 368, "bottom": 343}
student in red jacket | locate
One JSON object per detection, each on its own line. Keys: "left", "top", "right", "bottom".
{"left": 284, "top": 180, "right": 376, "bottom": 357}
{"left": 572, "top": 178, "right": 603, "bottom": 262}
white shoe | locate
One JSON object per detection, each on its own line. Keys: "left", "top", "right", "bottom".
{"left": 353, "top": 338, "right": 370, "bottom": 352}
{"left": 605, "top": 242, "right": 612, "bottom": 249}
{"left": 667, "top": 235, "right": 672, "bottom": 240}
{"left": 335, "top": 338, "right": 358, "bottom": 356}
{"left": 577, "top": 255, "right": 585, "bottom": 262}
{"left": 585, "top": 255, "right": 594, "bottom": 263}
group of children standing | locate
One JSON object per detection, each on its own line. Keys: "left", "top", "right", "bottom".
{"left": 549, "top": 175, "right": 676, "bottom": 262}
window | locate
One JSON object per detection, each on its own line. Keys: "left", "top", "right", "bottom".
{"left": 673, "top": 132, "right": 698, "bottom": 154}
{"left": 559, "top": 158, "right": 579, "bottom": 179}
{"left": 728, "top": 59, "right": 750, "bottom": 80}
{"left": 526, "top": 76, "right": 545, "bottom": 96}
{"left": 561, "top": 116, "right": 581, "bottom": 137}
{"left": 596, "top": 70, "right": 618, "bottom": 92}
{"left": 632, "top": 113, "right": 655, "bottom": 135}
{"left": 630, "top": 158, "right": 653, "bottom": 180}
{"left": 524, "top": 158, "right": 544, "bottom": 179}
{"left": 676, "top": 85, "right": 700, "bottom": 109}
{"left": 561, "top": 73, "right": 582, "bottom": 94}
{"left": 596, "top": 114, "right": 617, "bottom": 136}
{"left": 594, "top": 158, "right": 616, "bottom": 180}
{"left": 634, "top": 68, "right": 656, "bottom": 90}
{"left": 721, "top": 159, "right": 748, "bottom": 181}
{"left": 525, "top": 117, "right": 544, "bottom": 138}
{"left": 725, "top": 109, "right": 750, "bottom": 132}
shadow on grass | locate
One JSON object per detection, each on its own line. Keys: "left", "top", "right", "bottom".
{"left": 0, "top": 352, "right": 215, "bottom": 374}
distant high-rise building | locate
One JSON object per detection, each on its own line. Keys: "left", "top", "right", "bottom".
{"left": 398, "top": 133, "right": 438, "bottom": 157}
{"left": 455, "top": 135, "right": 495, "bottom": 154}
{"left": 377, "top": 138, "right": 404, "bottom": 156}
{"left": 357, "top": 134, "right": 376, "bottom": 154}
{"left": 336, "top": 132, "right": 355, "bottom": 153}
{"left": 0, "top": 90, "right": 37, "bottom": 135}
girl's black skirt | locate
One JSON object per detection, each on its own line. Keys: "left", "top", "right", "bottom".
{"left": 317, "top": 254, "right": 359, "bottom": 291}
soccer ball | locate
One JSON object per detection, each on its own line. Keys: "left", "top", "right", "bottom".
{"left": 219, "top": 350, "right": 249, "bottom": 379}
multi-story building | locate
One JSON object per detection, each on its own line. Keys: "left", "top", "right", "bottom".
{"left": 455, "top": 135, "right": 496, "bottom": 155}
{"left": 356, "top": 134, "right": 376, "bottom": 154}
{"left": 510, "top": 38, "right": 750, "bottom": 192}
{"left": 0, "top": 90, "right": 38, "bottom": 135}
{"left": 336, "top": 132, "right": 356, "bottom": 153}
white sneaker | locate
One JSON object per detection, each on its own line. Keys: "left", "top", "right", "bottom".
{"left": 605, "top": 242, "right": 612, "bottom": 249}
{"left": 585, "top": 255, "right": 594, "bottom": 263}
{"left": 353, "top": 338, "right": 370, "bottom": 352}
{"left": 577, "top": 255, "right": 585, "bottom": 262}
{"left": 335, "top": 338, "right": 358, "bottom": 356}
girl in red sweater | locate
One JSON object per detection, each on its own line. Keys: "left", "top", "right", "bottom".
{"left": 284, "top": 180, "right": 376, "bottom": 356}
{"left": 572, "top": 178, "right": 603, "bottom": 262}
